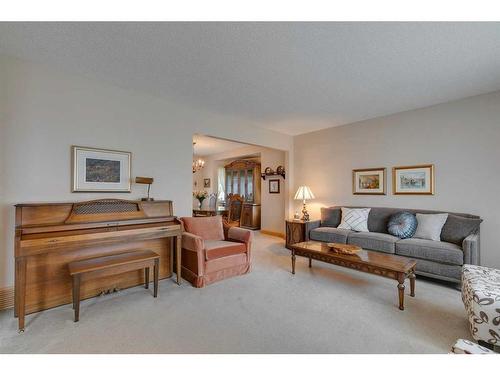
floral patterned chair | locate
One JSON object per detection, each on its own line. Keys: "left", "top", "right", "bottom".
{"left": 462, "top": 264, "right": 500, "bottom": 350}
{"left": 451, "top": 339, "right": 496, "bottom": 354}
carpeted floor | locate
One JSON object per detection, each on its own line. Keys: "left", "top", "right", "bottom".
{"left": 0, "top": 232, "right": 470, "bottom": 353}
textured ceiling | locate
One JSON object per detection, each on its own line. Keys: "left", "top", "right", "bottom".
{"left": 193, "top": 134, "right": 249, "bottom": 156}
{"left": 1, "top": 22, "right": 500, "bottom": 135}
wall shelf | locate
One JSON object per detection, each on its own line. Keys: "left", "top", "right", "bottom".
{"left": 261, "top": 171, "right": 285, "bottom": 180}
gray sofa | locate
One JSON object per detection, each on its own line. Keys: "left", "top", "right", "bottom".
{"left": 304, "top": 206, "right": 482, "bottom": 284}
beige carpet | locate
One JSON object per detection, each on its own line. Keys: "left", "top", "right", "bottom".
{"left": 0, "top": 232, "right": 470, "bottom": 353}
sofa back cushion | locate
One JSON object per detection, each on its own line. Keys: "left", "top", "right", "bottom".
{"left": 322, "top": 206, "right": 481, "bottom": 237}
{"left": 441, "top": 215, "right": 483, "bottom": 245}
{"left": 320, "top": 207, "right": 341, "bottom": 227}
{"left": 181, "top": 216, "right": 225, "bottom": 241}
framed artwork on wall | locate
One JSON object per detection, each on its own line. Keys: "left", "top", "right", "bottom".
{"left": 352, "top": 167, "right": 386, "bottom": 195}
{"left": 72, "top": 146, "right": 132, "bottom": 192}
{"left": 203, "top": 178, "right": 211, "bottom": 188}
{"left": 269, "top": 179, "right": 280, "bottom": 194}
{"left": 392, "top": 164, "right": 434, "bottom": 195}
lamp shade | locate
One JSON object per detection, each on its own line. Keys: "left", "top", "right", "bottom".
{"left": 294, "top": 186, "right": 315, "bottom": 200}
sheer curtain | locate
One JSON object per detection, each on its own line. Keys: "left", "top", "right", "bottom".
{"left": 217, "top": 167, "right": 226, "bottom": 207}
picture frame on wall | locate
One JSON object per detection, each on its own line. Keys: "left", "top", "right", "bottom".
{"left": 269, "top": 179, "right": 280, "bottom": 194}
{"left": 352, "top": 167, "right": 386, "bottom": 195}
{"left": 393, "top": 164, "right": 435, "bottom": 195}
{"left": 203, "top": 178, "right": 211, "bottom": 188}
{"left": 72, "top": 146, "right": 132, "bottom": 192}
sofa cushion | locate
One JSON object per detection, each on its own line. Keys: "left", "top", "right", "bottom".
{"left": 387, "top": 211, "right": 417, "bottom": 239}
{"left": 338, "top": 207, "right": 370, "bottom": 232}
{"left": 441, "top": 215, "right": 483, "bottom": 246}
{"left": 309, "top": 227, "right": 352, "bottom": 244}
{"left": 204, "top": 240, "right": 247, "bottom": 261}
{"left": 396, "top": 238, "right": 463, "bottom": 265}
{"left": 414, "top": 213, "right": 448, "bottom": 241}
{"left": 320, "top": 207, "right": 341, "bottom": 227}
{"left": 347, "top": 232, "right": 399, "bottom": 254}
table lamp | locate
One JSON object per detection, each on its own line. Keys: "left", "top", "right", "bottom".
{"left": 135, "top": 177, "right": 154, "bottom": 201}
{"left": 294, "top": 186, "right": 315, "bottom": 221}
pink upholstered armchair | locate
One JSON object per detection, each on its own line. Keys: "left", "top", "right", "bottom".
{"left": 180, "top": 215, "right": 253, "bottom": 287}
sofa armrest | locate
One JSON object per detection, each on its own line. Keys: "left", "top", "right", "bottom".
{"left": 304, "top": 220, "right": 321, "bottom": 241}
{"left": 463, "top": 231, "right": 480, "bottom": 265}
{"left": 227, "top": 227, "right": 254, "bottom": 252}
{"left": 182, "top": 232, "right": 205, "bottom": 253}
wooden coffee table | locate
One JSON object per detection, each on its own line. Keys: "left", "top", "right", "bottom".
{"left": 289, "top": 241, "right": 417, "bottom": 310}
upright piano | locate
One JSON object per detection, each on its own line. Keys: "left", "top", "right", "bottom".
{"left": 14, "top": 199, "right": 182, "bottom": 332}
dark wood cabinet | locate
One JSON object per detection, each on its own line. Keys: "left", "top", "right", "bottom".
{"left": 286, "top": 220, "right": 307, "bottom": 249}
{"left": 225, "top": 160, "right": 261, "bottom": 204}
{"left": 241, "top": 203, "right": 261, "bottom": 230}
{"left": 225, "top": 160, "right": 261, "bottom": 230}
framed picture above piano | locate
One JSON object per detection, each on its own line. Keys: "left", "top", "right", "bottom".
{"left": 72, "top": 146, "right": 132, "bottom": 192}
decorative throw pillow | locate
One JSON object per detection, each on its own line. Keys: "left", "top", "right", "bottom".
{"left": 337, "top": 207, "right": 371, "bottom": 232}
{"left": 387, "top": 212, "right": 417, "bottom": 239}
{"left": 413, "top": 213, "right": 448, "bottom": 241}
{"left": 440, "top": 214, "right": 483, "bottom": 245}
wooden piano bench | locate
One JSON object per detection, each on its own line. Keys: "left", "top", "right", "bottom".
{"left": 68, "top": 250, "right": 160, "bottom": 322}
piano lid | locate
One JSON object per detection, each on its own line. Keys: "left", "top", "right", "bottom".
{"left": 16, "top": 199, "right": 176, "bottom": 229}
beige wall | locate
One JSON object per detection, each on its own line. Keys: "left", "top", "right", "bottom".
{"left": 294, "top": 91, "right": 500, "bottom": 268}
{"left": 0, "top": 55, "right": 293, "bottom": 287}
{"left": 192, "top": 145, "right": 287, "bottom": 234}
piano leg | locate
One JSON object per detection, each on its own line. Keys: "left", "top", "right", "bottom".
{"left": 176, "top": 235, "right": 182, "bottom": 285}
{"left": 15, "top": 257, "right": 27, "bottom": 333}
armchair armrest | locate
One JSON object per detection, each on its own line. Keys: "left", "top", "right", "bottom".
{"left": 463, "top": 231, "right": 480, "bottom": 265}
{"left": 182, "top": 232, "right": 205, "bottom": 253}
{"left": 226, "top": 226, "right": 254, "bottom": 252}
{"left": 304, "top": 220, "right": 321, "bottom": 241}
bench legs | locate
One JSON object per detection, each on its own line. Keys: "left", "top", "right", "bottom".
{"left": 72, "top": 274, "right": 81, "bottom": 322}
{"left": 72, "top": 261, "right": 159, "bottom": 323}
{"left": 154, "top": 259, "right": 159, "bottom": 298}
{"left": 145, "top": 267, "right": 150, "bottom": 289}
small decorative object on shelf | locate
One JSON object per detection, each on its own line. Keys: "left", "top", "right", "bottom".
{"left": 135, "top": 177, "right": 154, "bottom": 201}
{"left": 327, "top": 243, "right": 362, "bottom": 255}
{"left": 276, "top": 165, "right": 285, "bottom": 176}
{"left": 193, "top": 190, "right": 208, "bottom": 209}
{"left": 294, "top": 186, "right": 315, "bottom": 221}
{"left": 261, "top": 165, "right": 286, "bottom": 180}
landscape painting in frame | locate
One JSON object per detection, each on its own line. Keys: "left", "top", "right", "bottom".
{"left": 393, "top": 164, "right": 434, "bottom": 195}
{"left": 352, "top": 168, "right": 386, "bottom": 195}
{"left": 72, "top": 146, "right": 132, "bottom": 192}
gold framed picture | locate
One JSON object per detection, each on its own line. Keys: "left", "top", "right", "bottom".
{"left": 352, "top": 168, "right": 386, "bottom": 195}
{"left": 392, "top": 164, "right": 434, "bottom": 195}
{"left": 72, "top": 146, "right": 132, "bottom": 192}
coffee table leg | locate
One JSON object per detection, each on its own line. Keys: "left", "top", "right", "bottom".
{"left": 397, "top": 274, "right": 405, "bottom": 311}
{"left": 409, "top": 268, "right": 416, "bottom": 297}
{"left": 291, "top": 249, "right": 296, "bottom": 275}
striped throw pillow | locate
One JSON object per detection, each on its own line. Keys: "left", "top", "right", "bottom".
{"left": 337, "top": 207, "right": 371, "bottom": 232}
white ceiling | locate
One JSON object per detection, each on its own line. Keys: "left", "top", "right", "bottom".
{"left": 1, "top": 22, "right": 500, "bottom": 135}
{"left": 193, "top": 134, "right": 249, "bottom": 156}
